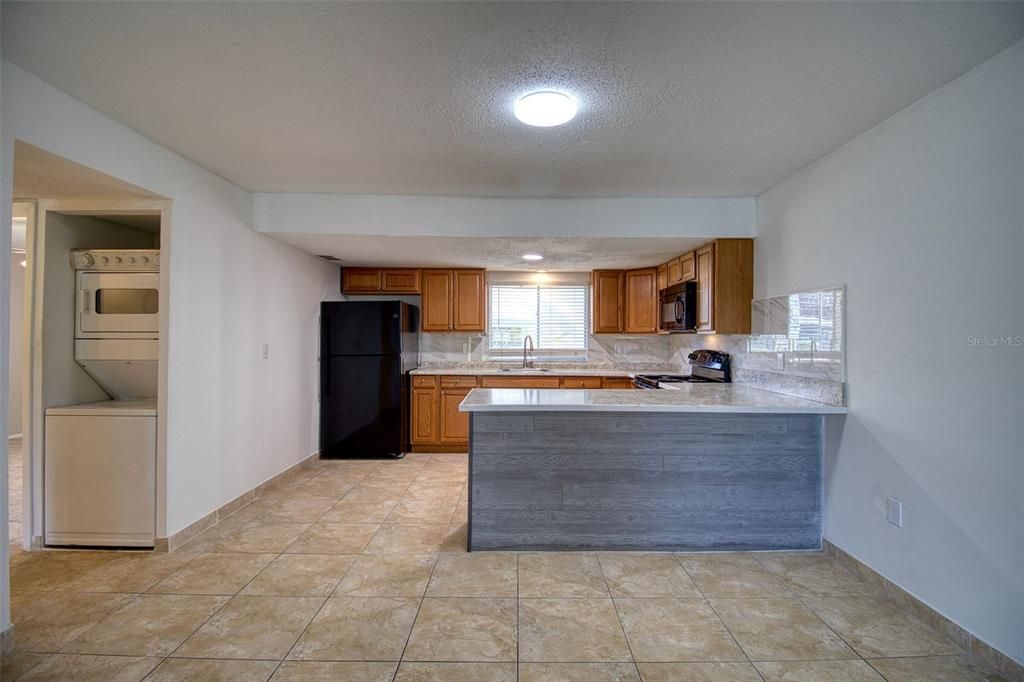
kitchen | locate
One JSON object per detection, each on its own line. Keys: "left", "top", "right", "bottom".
{"left": 1, "top": 3, "right": 1022, "bottom": 681}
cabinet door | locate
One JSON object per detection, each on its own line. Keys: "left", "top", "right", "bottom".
{"left": 453, "top": 270, "right": 486, "bottom": 331}
{"left": 679, "top": 252, "right": 697, "bottom": 281}
{"left": 624, "top": 268, "right": 659, "bottom": 333}
{"left": 342, "top": 268, "right": 381, "bottom": 293}
{"left": 439, "top": 388, "right": 471, "bottom": 443}
{"left": 657, "top": 263, "right": 668, "bottom": 291}
{"left": 559, "top": 376, "right": 603, "bottom": 389}
{"left": 421, "top": 270, "right": 453, "bottom": 331}
{"left": 381, "top": 269, "right": 421, "bottom": 293}
{"left": 696, "top": 244, "right": 715, "bottom": 331}
{"left": 411, "top": 385, "right": 438, "bottom": 444}
{"left": 666, "top": 258, "right": 683, "bottom": 286}
{"left": 591, "top": 270, "right": 624, "bottom": 333}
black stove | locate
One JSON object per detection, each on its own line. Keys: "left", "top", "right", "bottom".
{"left": 633, "top": 350, "right": 732, "bottom": 389}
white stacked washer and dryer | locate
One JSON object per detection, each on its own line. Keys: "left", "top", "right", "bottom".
{"left": 43, "top": 249, "right": 160, "bottom": 548}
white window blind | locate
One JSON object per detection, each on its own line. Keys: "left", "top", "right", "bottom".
{"left": 489, "top": 283, "right": 588, "bottom": 353}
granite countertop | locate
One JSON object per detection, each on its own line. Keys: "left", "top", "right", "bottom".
{"left": 410, "top": 364, "right": 674, "bottom": 377}
{"left": 459, "top": 385, "right": 847, "bottom": 414}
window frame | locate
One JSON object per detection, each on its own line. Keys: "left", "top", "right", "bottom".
{"left": 486, "top": 279, "right": 590, "bottom": 360}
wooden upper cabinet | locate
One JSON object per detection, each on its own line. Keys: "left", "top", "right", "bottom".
{"left": 695, "top": 244, "right": 715, "bottom": 332}
{"left": 679, "top": 252, "right": 696, "bottom": 282}
{"left": 657, "top": 263, "right": 668, "bottom": 291}
{"left": 342, "top": 268, "right": 421, "bottom": 294}
{"left": 708, "top": 238, "right": 754, "bottom": 335}
{"left": 592, "top": 270, "right": 624, "bottom": 334}
{"left": 453, "top": 270, "right": 486, "bottom": 331}
{"left": 381, "top": 269, "right": 421, "bottom": 293}
{"left": 666, "top": 258, "right": 683, "bottom": 286}
{"left": 667, "top": 253, "right": 697, "bottom": 286}
{"left": 421, "top": 270, "right": 454, "bottom": 331}
{"left": 341, "top": 268, "right": 381, "bottom": 293}
{"left": 624, "top": 268, "right": 659, "bottom": 334}
{"left": 420, "top": 268, "right": 486, "bottom": 332}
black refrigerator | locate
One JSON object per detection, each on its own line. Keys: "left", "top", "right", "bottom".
{"left": 319, "top": 301, "right": 419, "bottom": 458}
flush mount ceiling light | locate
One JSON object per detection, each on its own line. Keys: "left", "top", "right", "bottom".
{"left": 513, "top": 91, "right": 577, "bottom": 127}
{"left": 522, "top": 254, "right": 544, "bottom": 261}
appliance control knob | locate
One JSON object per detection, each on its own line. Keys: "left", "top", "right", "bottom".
{"left": 81, "top": 253, "right": 94, "bottom": 267}
{"left": 101, "top": 256, "right": 110, "bottom": 265}
{"left": 115, "top": 256, "right": 123, "bottom": 264}
{"left": 128, "top": 256, "right": 136, "bottom": 263}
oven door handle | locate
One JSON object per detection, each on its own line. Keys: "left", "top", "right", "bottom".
{"left": 81, "top": 289, "right": 92, "bottom": 314}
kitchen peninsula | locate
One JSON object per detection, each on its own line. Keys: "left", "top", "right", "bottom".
{"left": 461, "top": 385, "right": 846, "bottom": 552}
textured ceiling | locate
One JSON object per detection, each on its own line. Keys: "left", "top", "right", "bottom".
{"left": 272, "top": 234, "right": 709, "bottom": 271}
{"left": 4, "top": 1, "right": 1023, "bottom": 198}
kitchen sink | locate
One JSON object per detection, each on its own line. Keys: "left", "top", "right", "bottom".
{"left": 498, "top": 368, "right": 551, "bottom": 373}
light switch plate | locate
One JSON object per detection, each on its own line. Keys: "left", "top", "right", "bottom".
{"left": 886, "top": 496, "right": 903, "bottom": 528}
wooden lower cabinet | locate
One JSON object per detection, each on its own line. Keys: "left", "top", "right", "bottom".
{"left": 560, "top": 376, "right": 603, "bottom": 389}
{"left": 440, "top": 388, "right": 472, "bottom": 442}
{"left": 480, "top": 376, "right": 561, "bottom": 389}
{"left": 410, "top": 373, "right": 636, "bottom": 451}
{"left": 412, "top": 375, "right": 477, "bottom": 451}
{"left": 411, "top": 376, "right": 438, "bottom": 445}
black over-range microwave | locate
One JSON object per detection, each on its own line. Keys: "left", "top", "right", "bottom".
{"left": 660, "top": 281, "right": 698, "bottom": 332}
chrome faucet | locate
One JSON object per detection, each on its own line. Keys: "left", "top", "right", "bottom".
{"left": 522, "top": 335, "right": 535, "bottom": 369}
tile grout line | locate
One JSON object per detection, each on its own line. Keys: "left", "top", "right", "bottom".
{"left": 673, "top": 553, "right": 765, "bottom": 681}
{"left": 155, "top": 460, "right": 375, "bottom": 679}
{"left": 392, "top": 459, "right": 446, "bottom": 676}
{"left": 595, "top": 553, "right": 643, "bottom": 677}
{"left": 516, "top": 552, "right": 520, "bottom": 676}
{"left": 266, "top": 456, "right": 390, "bottom": 680}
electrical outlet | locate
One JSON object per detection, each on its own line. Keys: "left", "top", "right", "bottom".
{"left": 262, "top": 343, "right": 270, "bottom": 360}
{"left": 886, "top": 496, "right": 903, "bottom": 528}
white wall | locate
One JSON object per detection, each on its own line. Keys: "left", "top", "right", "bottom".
{"left": 8, "top": 253, "right": 23, "bottom": 435}
{"left": 1, "top": 60, "right": 341, "bottom": 541}
{"left": 0, "top": 39, "right": 11, "bottom": 641}
{"left": 254, "top": 193, "right": 756, "bottom": 238}
{"left": 40, "top": 214, "right": 156, "bottom": 409}
{"left": 756, "top": 40, "right": 1024, "bottom": 664}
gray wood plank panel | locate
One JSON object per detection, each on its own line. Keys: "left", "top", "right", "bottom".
{"left": 469, "top": 410, "right": 824, "bottom": 551}
{"left": 472, "top": 453, "right": 665, "bottom": 472}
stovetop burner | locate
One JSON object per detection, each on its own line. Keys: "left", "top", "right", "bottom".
{"left": 653, "top": 375, "right": 716, "bottom": 383}
{"left": 633, "top": 350, "right": 732, "bottom": 389}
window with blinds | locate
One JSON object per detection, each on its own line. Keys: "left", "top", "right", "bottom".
{"left": 488, "top": 283, "right": 588, "bottom": 355}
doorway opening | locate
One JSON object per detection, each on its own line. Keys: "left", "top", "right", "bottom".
{"left": 7, "top": 142, "right": 169, "bottom": 559}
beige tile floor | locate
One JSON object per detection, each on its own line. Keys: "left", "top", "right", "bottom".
{"left": 1, "top": 451, "right": 1011, "bottom": 681}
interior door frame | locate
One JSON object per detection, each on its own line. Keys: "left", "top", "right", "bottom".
{"left": 20, "top": 198, "right": 171, "bottom": 549}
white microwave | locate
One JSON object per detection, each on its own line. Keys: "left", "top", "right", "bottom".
{"left": 76, "top": 270, "right": 160, "bottom": 339}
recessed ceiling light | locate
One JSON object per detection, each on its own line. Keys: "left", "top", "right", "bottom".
{"left": 514, "top": 91, "right": 577, "bottom": 127}
{"left": 522, "top": 254, "right": 544, "bottom": 261}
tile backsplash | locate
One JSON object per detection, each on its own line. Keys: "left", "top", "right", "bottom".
{"left": 417, "top": 286, "right": 845, "bottom": 405}
{"left": 419, "top": 328, "right": 845, "bottom": 405}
